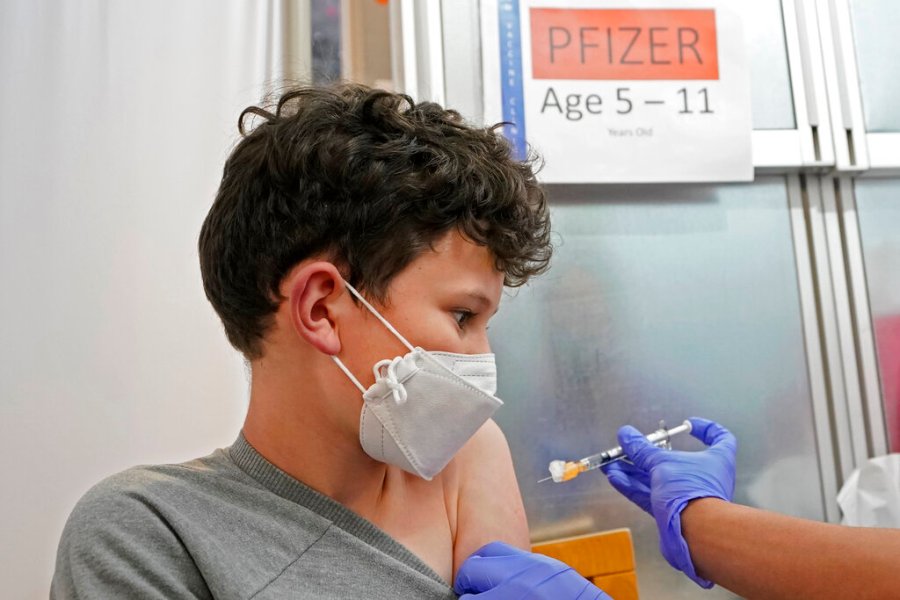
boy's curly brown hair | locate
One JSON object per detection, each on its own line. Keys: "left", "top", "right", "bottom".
{"left": 199, "top": 83, "right": 551, "bottom": 359}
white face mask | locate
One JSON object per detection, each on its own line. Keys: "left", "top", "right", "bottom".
{"left": 331, "top": 281, "right": 503, "bottom": 480}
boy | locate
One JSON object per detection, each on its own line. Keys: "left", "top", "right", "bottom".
{"left": 51, "top": 83, "right": 552, "bottom": 599}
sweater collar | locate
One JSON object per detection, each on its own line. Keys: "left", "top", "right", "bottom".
{"left": 228, "top": 432, "right": 449, "bottom": 587}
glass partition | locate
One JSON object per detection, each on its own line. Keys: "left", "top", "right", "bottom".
{"left": 849, "top": 0, "right": 900, "bottom": 132}
{"left": 737, "top": 0, "right": 795, "bottom": 129}
{"left": 855, "top": 178, "right": 900, "bottom": 451}
{"left": 490, "top": 177, "right": 823, "bottom": 599}
{"left": 311, "top": 0, "right": 341, "bottom": 83}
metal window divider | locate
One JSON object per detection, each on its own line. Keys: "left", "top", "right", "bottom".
{"left": 441, "top": 0, "right": 484, "bottom": 124}
{"left": 788, "top": 173, "right": 842, "bottom": 523}
{"left": 833, "top": 176, "right": 889, "bottom": 457}
{"left": 390, "top": 0, "right": 446, "bottom": 105}
{"left": 782, "top": 0, "right": 836, "bottom": 170}
{"left": 798, "top": 175, "right": 860, "bottom": 487}
{"left": 814, "top": 0, "right": 869, "bottom": 172}
{"left": 818, "top": 176, "right": 875, "bottom": 470}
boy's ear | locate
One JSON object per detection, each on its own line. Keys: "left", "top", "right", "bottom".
{"left": 284, "top": 262, "right": 346, "bottom": 355}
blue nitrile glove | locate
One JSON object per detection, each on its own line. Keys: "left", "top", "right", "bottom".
{"left": 601, "top": 417, "right": 736, "bottom": 589}
{"left": 454, "top": 541, "right": 613, "bottom": 600}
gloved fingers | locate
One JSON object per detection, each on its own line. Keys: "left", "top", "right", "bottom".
{"left": 457, "top": 588, "right": 506, "bottom": 600}
{"left": 457, "top": 553, "right": 612, "bottom": 599}
{"left": 547, "top": 571, "right": 614, "bottom": 600}
{"left": 602, "top": 459, "right": 651, "bottom": 490}
{"left": 616, "top": 425, "right": 663, "bottom": 470}
{"left": 573, "top": 579, "right": 614, "bottom": 600}
{"left": 603, "top": 462, "right": 653, "bottom": 513}
{"left": 458, "top": 591, "right": 506, "bottom": 600}
{"left": 583, "top": 582, "right": 615, "bottom": 600}
{"left": 602, "top": 458, "right": 649, "bottom": 480}
{"left": 687, "top": 417, "right": 737, "bottom": 455}
{"left": 454, "top": 552, "right": 541, "bottom": 594}
{"left": 603, "top": 467, "right": 633, "bottom": 494}
{"left": 518, "top": 567, "right": 603, "bottom": 599}
{"left": 454, "top": 555, "right": 512, "bottom": 594}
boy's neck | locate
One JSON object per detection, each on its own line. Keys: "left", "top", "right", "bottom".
{"left": 241, "top": 358, "right": 398, "bottom": 518}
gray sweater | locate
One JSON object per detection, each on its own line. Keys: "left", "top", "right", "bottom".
{"left": 51, "top": 434, "right": 458, "bottom": 599}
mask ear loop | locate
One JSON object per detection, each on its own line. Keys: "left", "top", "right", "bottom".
{"left": 330, "top": 279, "right": 415, "bottom": 393}
{"left": 341, "top": 280, "right": 415, "bottom": 352}
{"left": 332, "top": 355, "right": 367, "bottom": 394}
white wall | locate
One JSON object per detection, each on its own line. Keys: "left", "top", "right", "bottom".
{"left": 0, "top": 2, "right": 300, "bottom": 596}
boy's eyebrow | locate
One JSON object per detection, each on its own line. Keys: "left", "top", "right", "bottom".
{"left": 465, "top": 291, "right": 500, "bottom": 316}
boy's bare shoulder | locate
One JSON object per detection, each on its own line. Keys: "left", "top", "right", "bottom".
{"left": 451, "top": 420, "right": 530, "bottom": 574}
{"left": 439, "top": 419, "right": 512, "bottom": 481}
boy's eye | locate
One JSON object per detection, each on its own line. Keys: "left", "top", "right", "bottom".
{"left": 452, "top": 310, "right": 475, "bottom": 328}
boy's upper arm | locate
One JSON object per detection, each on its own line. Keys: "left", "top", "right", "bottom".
{"left": 452, "top": 420, "right": 530, "bottom": 576}
{"left": 51, "top": 473, "right": 210, "bottom": 600}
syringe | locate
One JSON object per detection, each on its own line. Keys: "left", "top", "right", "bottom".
{"left": 539, "top": 420, "right": 692, "bottom": 483}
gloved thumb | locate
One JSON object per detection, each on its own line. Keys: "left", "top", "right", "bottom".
{"left": 617, "top": 425, "right": 662, "bottom": 470}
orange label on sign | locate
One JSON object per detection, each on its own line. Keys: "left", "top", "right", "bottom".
{"left": 530, "top": 9, "right": 719, "bottom": 80}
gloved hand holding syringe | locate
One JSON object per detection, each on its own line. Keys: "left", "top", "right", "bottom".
{"left": 539, "top": 420, "right": 693, "bottom": 483}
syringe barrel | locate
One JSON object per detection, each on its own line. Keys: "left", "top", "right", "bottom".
{"left": 580, "top": 449, "right": 618, "bottom": 470}
{"left": 580, "top": 420, "right": 692, "bottom": 470}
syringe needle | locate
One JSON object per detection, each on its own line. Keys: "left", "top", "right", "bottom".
{"left": 537, "top": 475, "right": 553, "bottom": 483}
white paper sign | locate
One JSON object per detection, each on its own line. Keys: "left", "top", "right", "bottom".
{"left": 482, "top": 0, "right": 753, "bottom": 183}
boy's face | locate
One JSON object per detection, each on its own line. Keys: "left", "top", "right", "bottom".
{"left": 341, "top": 229, "right": 504, "bottom": 380}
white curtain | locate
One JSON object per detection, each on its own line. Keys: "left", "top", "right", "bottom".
{"left": 0, "top": 2, "right": 309, "bottom": 597}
